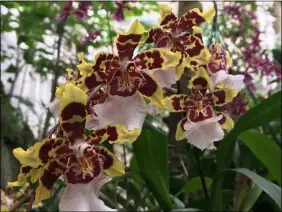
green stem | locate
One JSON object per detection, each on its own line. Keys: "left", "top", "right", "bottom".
{"left": 194, "top": 148, "right": 209, "bottom": 202}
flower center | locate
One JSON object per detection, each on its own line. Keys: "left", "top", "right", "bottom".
{"left": 75, "top": 146, "right": 95, "bottom": 179}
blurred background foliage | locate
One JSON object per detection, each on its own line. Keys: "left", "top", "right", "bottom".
{"left": 1, "top": 1, "right": 281, "bottom": 212}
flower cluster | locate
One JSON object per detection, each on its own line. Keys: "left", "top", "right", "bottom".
{"left": 223, "top": 3, "right": 281, "bottom": 95}
{"left": 9, "top": 4, "right": 243, "bottom": 210}
{"left": 56, "top": 1, "right": 92, "bottom": 21}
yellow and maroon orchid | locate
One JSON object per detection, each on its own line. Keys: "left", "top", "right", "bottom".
{"left": 207, "top": 44, "right": 245, "bottom": 91}
{"left": 8, "top": 83, "right": 139, "bottom": 208}
{"left": 82, "top": 19, "right": 181, "bottom": 131}
{"left": 164, "top": 67, "right": 237, "bottom": 150}
{"left": 142, "top": 4, "right": 214, "bottom": 88}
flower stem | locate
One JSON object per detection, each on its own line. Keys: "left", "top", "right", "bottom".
{"left": 193, "top": 148, "right": 209, "bottom": 201}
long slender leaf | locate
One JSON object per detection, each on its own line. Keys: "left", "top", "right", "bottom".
{"left": 176, "top": 177, "right": 213, "bottom": 196}
{"left": 211, "top": 91, "right": 281, "bottom": 211}
{"left": 132, "top": 128, "right": 172, "bottom": 210}
{"left": 239, "top": 130, "right": 281, "bottom": 185}
{"left": 224, "top": 169, "right": 281, "bottom": 209}
{"left": 240, "top": 185, "right": 262, "bottom": 211}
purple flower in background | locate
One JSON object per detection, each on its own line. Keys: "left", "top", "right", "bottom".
{"left": 223, "top": 3, "right": 281, "bottom": 95}
{"left": 223, "top": 93, "right": 248, "bottom": 117}
{"left": 56, "top": 1, "right": 73, "bottom": 21}
{"left": 74, "top": 2, "right": 92, "bottom": 19}
{"left": 112, "top": 1, "right": 132, "bottom": 22}
{"left": 81, "top": 31, "right": 101, "bottom": 46}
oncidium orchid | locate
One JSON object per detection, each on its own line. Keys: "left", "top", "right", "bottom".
{"left": 207, "top": 43, "right": 245, "bottom": 91}
{"left": 7, "top": 3, "right": 247, "bottom": 211}
{"left": 143, "top": 4, "right": 215, "bottom": 87}
{"left": 164, "top": 67, "right": 238, "bottom": 150}
{"left": 9, "top": 83, "right": 139, "bottom": 210}
{"left": 77, "top": 19, "right": 181, "bottom": 131}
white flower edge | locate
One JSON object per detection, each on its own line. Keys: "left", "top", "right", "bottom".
{"left": 183, "top": 115, "right": 224, "bottom": 150}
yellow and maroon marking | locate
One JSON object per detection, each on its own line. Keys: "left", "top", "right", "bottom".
{"left": 108, "top": 69, "right": 145, "bottom": 97}
{"left": 176, "top": 9, "right": 206, "bottom": 31}
{"left": 116, "top": 33, "right": 143, "bottom": 60}
{"left": 60, "top": 102, "right": 87, "bottom": 143}
{"left": 160, "top": 13, "right": 177, "bottom": 31}
{"left": 137, "top": 72, "right": 159, "bottom": 98}
{"left": 134, "top": 50, "right": 165, "bottom": 70}
{"left": 40, "top": 158, "right": 67, "bottom": 190}
{"left": 187, "top": 104, "right": 214, "bottom": 122}
{"left": 64, "top": 154, "right": 103, "bottom": 184}
{"left": 93, "top": 147, "right": 113, "bottom": 170}
{"left": 85, "top": 125, "right": 121, "bottom": 145}
{"left": 38, "top": 138, "right": 72, "bottom": 164}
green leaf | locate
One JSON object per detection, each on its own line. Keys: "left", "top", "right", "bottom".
{"left": 171, "top": 208, "right": 201, "bottom": 212}
{"left": 176, "top": 177, "right": 213, "bottom": 196}
{"left": 240, "top": 185, "right": 262, "bottom": 211}
{"left": 211, "top": 91, "right": 281, "bottom": 211}
{"left": 132, "top": 128, "right": 172, "bottom": 210}
{"left": 239, "top": 130, "right": 281, "bottom": 185}
{"left": 227, "top": 169, "right": 281, "bottom": 209}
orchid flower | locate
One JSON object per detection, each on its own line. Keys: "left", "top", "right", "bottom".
{"left": 207, "top": 43, "right": 245, "bottom": 91}
{"left": 76, "top": 20, "right": 181, "bottom": 131}
{"left": 8, "top": 83, "right": 139, "bottom": 209}
{"left": 164, "top": 67, "right": 238, "bottom": 150}
{"left": 143, "top": 4, "right": 215, "bottom": 87}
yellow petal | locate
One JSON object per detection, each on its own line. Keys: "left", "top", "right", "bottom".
{"left": 176, "top": 118, "right": 186, "bottom": 141}
{"left": 13, "top": 142, "right": 43, "bottom": 168}
{"left": 94, "top": 146, "right": 125, "bottom": 177}
{"left": 220, "top": 113, "right": 234, "bottom": 130}
{"left": 56, "top": 83, "right": 87, "bottom": 111}
{"left": 1, "top": 205, "right": 9, "bottom": 211}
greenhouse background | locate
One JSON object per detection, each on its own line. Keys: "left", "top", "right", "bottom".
{"left": 1, "top": 1, "right": 281, "bottom": 212}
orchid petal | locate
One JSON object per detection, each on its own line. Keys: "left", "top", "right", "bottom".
{"left": 86, "top": 124, "right": 141, "bottom": 145}
{"left": 224, "top": 74, "right": 245, "bottom": 91}
{"left": 218, "top": 112, "right": 234, "bottom": 130}
{"left": 184, "top": 35, "right": 211, "bottom": 69}
{"left": 212, "top": 88, "right": 238, "bottom": 106}
{"left": 189, "top": 67, "right": 211, "bottom": 92}
{"left": 34, "top": 158, "right": 67, "bottom": 205}
{"left": 163, "top": 94, "right": 193, "bottom": 112}
{"left": 144, "top": 67, "right": 178, "bottom": 88}
{"left": 138, "top": 72, "right": 164, "bottom": 108}
{"left": 93, "top": 146, "right": 125, "bottom": 177}
{"left": 176, "top": 118, "right": 187, "bottom": 141}
{"left": 134, "top": 48, "right": 181, "bottom": 71}
{"left": 209, "top": 70, "right": 228, "bottom": 88}
{"left": 116, "top": 19, "right": 145, "bottom": 60}
{"left": 60, "top": 171, "right": 115, "bottom": 211}
{"left": 177, "top": 7, "right": 215, "bottom": 31}
{"left": 93, "top": 94, "right": 147, "bottom": 131}
{"left": 56, "top": 83, "right": 87, "bottom": 142}
{"left": 158, "top": 4, "right": 177, "bottom": 30}
{"left": 183, "top": 115, "right": 224, "bottom": 150}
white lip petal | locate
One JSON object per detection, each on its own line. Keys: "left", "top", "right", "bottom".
{"left": 183, "top": 115, "right": 224, "bottom": 150}
{"left": 59, "top": 172, "right": 116, "bottom": 211}
{"left": 85, "top": 115, "right": 100, "bottom": 130}
{"left": 209, "top": 70, "right": 228, "bottom": 88}
{"left": 225, "top": 74, "right": 245, "bottom": 91}
{"left": 93, "top": 93, "right": 148, "bottom": 130}
{"left": 145, "top": 67, "right": 178, "bottom": 88}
